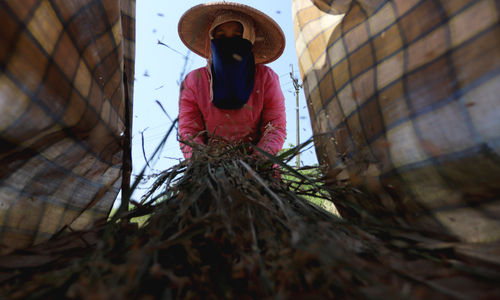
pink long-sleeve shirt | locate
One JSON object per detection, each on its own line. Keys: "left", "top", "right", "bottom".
{"left": 178, "top": 64, "right": 286, "bottom": 159}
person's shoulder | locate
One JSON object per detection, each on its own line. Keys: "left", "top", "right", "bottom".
{"left": 185, "top": 66, "right": 208, "bottom": 77}
{"left": 256, "top": 64, "right": 278, "bottom": 79}
{"left": 256, "top": 64, "right": 275, "bottom": 73}
{"left": 183, "top": 66, "right": 209, "bottom": 84}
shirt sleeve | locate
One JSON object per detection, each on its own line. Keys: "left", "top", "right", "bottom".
{"left": 178, "top": 71, "right": 205, "bottom": 159}
{"left": 256, "top": 67, "right": 287, "bottom": 155}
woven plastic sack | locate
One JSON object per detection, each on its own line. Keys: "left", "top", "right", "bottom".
{"left": 0, "top": 0, "right": 135, "bottom": 249}
{"left": 293, "top": 0, "right": 500, "bottom": 242}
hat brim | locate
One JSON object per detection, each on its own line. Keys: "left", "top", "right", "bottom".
{"left": 178, "top": 2, "right": 285, "bottom": 64}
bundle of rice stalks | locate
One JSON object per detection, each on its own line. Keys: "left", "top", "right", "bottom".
{"left": 0, "top": 142, "right": 499, "bottom": 299}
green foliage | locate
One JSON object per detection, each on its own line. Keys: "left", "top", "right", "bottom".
{"left": 277, "top": 143, "right": 338, "bottom": 215}
{"left": 280, "top": 165, "right": 338, "bottom": 215}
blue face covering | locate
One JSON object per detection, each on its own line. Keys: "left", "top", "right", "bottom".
{"left": 210, "top": 37, "right": 255, "bottom": 110}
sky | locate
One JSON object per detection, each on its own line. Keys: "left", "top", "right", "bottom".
{"left": 130, "top": 0, "right": 318, "bottom": 200}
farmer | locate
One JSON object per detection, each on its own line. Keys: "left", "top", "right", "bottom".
{"left": 177, "top": 2, "right": 287, "bottom": 159}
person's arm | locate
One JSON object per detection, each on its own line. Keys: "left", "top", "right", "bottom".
{"left": 178, "top": 72, "right": 205, "bottom": 159}
{"left": 256, "top": 68, "right": 287, "bottom": 155}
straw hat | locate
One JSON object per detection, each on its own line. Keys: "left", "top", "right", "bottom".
{"left": 178, "top": 2, "right": 285, "bottom": 64}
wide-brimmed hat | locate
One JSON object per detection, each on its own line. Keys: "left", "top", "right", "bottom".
{"left": 178, "top": 2, "right": 285, "bottom": 64}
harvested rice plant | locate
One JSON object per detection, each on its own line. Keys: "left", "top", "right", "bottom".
{"left": 0, "top": 141, "right": 499, "bottom": 299}
{"left": 1, "top": 0, "right": 499, "bottom": 299}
